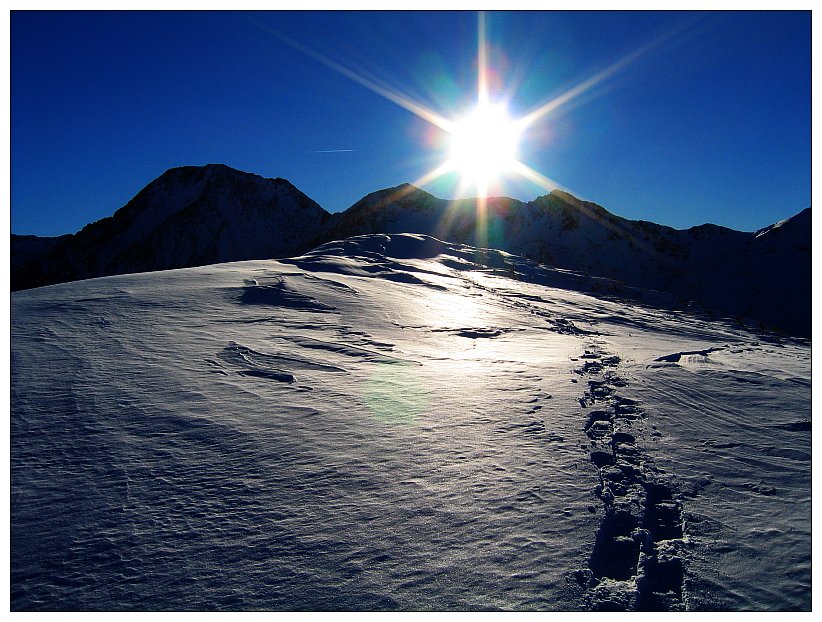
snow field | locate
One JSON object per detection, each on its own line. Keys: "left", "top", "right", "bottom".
{"left": 11, "top": 234, "right": 810, "bottom": 610}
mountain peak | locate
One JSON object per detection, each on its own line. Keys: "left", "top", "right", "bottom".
{"left": 363, "top": 183, "right": 431, "bottom": 202}
{"left": 11, "top": 165, "right": 330, "bottom": 291}
{"left": 548, "top": 188, "right": 584, "bottom": 208}
{"left": 157, "top": 163, "right": 297, "bottom": 188}
{"left": 754, "top": 206, "right": 811, "bottom": 238}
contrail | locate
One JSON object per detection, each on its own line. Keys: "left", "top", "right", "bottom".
{"left": 310, "top": 149, "right": 355, "bottom": 153}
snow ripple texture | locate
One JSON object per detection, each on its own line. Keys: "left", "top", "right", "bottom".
{"left": 11, "top": 234, "right": 810, "bottom": 611}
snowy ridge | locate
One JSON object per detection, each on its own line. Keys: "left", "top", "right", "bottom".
{"left": 11, "top": 233, "right": 810, "bottom": 611}
{"left": 11, "top": 164, "right": 810, "bottom": 337}
{"left": 321, "top": 185, "right": 810, "bottom": 336}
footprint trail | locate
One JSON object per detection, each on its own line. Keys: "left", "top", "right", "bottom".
{"left": 572, "top": 344, "right": 689, "bottom": 611}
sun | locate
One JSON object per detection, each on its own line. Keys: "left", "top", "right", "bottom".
{"left": 447, "top": 103, "right": 521, "bottom": 195}
{"left": 274, "top": 11, "right": 577, "bottom": 202}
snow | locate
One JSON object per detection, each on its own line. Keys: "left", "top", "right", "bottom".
{"left": 10, "top": 233, "right": 810, "bottom": 611}
{"left": 323, "top": 187, "right": 811, "bottom": 336}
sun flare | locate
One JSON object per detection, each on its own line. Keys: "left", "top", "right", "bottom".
{"left": 447, "top": 103, "right": 521, "bottom": 195}
{"left": 274, "top": 11, "right": 585, "bottom": 202}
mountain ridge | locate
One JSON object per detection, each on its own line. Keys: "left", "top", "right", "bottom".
{"left": 11, "top": 164, "right": 810, "bottom": 336}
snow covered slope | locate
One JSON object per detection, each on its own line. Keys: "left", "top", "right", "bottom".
{"left": 323, "top": 185, "right": 811, "bottom": 336}
{"left": 11, "top": 164, "right": 330, "bottom": 291}
{"left": 11, "top": 234, "right": 810, "bottom": 611}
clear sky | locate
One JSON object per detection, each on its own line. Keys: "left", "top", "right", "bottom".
{"left": 11, "top": 10, "right": 810, "bottom": 236}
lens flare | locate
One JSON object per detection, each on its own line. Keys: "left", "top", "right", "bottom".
{"left": 264, "top": 10, "right": 673, "bottom": 204}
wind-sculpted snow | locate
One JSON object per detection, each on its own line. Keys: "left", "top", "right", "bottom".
{"left": 238, "top": 276, "right": 337, "bottom": 311}
{"left": 11, "top": 234, "right": 810, "bottom": 611}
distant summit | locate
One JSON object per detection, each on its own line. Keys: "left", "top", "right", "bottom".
{"left": 11, "top": 164, "right": 331, "bottom": 290}
{"left": 11, "top": 164, "right": 811, "bottom": 336}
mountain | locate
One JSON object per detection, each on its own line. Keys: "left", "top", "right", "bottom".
{"left": 12, "top": 165, "right": 810, "bottom": 336}
{"left": 11, "top": 164, "right": 331, "bottom": 290}
{"left": 320, "top": 184, "right": 811, "bottom": 336}
{"left": 11, "top": 233, "right": 811, "bottom": 610}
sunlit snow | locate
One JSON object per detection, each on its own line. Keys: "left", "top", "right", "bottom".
{"left": 11, "top": 234, "right": 810, "bottom": 611}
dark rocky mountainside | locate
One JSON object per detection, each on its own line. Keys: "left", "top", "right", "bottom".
{"left": 12, "top": 165, "right": 810, "bottom": 336}
{"left": 11, "top": 164, "right": 330, "bottom": 291}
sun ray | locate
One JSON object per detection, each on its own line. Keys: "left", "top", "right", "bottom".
{"left": 409, "top": 159, "right": 458, "bottom": 189}
{"left": 455, "top": 175, "right": 473, "bottom": 201}
{"left": 476, "top": 193, "right": 488, "bottom": 249}
{"left": 477, "top": 11, "right": 489, "bottom": 106}
{"left": 516, "top": 24, "right": 692, "bottom": 132}
{"left": 260, "top": 24, "right": 455, "bottom": 133}
{"left": 509, "top": 160, "right": 570, "bottom": 194}
{"left": 259, "top": 12, "right": 693, "bottom": 217}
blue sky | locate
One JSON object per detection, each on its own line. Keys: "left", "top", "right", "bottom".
{"left": 11, "top": 10, "right": 810, "bottom": 236}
